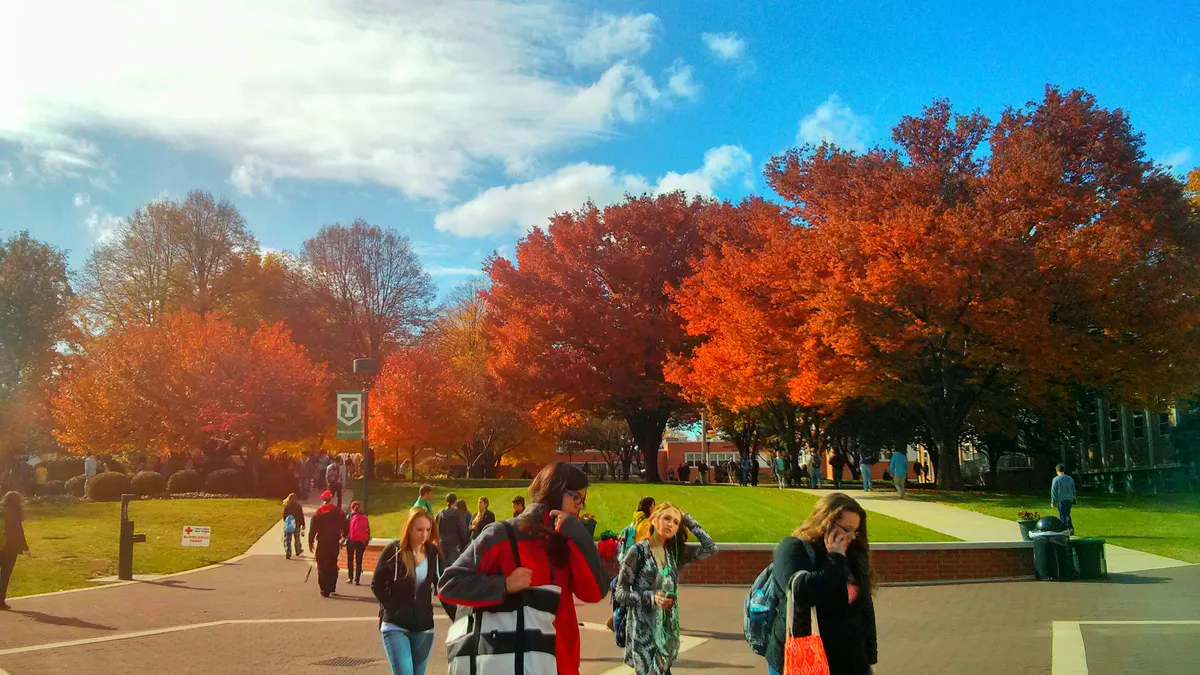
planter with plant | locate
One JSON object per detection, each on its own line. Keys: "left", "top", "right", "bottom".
{"left": 1016, "top": 510, "right": 1041, "bottom": 541}
{"left": 579, "top": 512, "right": 598, "bottom": 538}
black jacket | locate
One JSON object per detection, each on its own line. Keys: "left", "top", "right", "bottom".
{"left": 470, "top": 510, "right": 495, "bottom": 539}
{"left": 767, "top": 537, "right": 877, "bottom": 675}
{"left": 283, "top": 502, "right": 305, "bottom": 532}
{"left": 436, "top": 507, "right": 469, "bottom": 550}
{"left": 371, "top": 541, "right": 453, "bottom": 631}
{"left": 308, "top": 503, "right": 347, "bottom": 549}
{"left": 2, "top": 508, "right": 28, "bottom": 556}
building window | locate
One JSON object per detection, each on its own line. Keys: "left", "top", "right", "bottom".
{"left": 1087, "top": 407, "right": 1099, "bottom": 445}
{"left": 1159, "top": 412, "right": 1172, "bottom": 435}
{"left": 709, "top": 452, "right": 735, "bottom": 463}
{"left": 1132, "top": 411, "right": 1145, "bottom": 440}
{"left": 684, "top": 453, "right": 701, "bottom": 465}
{"left": 1109, "top": 404, "right": 1121, "bottom": 443}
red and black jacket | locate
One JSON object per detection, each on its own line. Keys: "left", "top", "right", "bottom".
{"left": 437, "top": 504, "right": 608, "bottom": 675}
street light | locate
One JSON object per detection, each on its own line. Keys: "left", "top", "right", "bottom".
{"left": 353, "top": 357, "right": 379, "bottom": 514}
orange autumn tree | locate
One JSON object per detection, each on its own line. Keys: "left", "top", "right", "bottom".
{"left": 372, "top": 346, "right": 449, "bottom": 479}
{"left": 486, "top": 193, "right": 711, "bottom": 482}
{"left": 54, "top": 312, "right": 329, "bottom": 470}
{"left": 740, "top": 86, "right": 1200, "bottom": 488}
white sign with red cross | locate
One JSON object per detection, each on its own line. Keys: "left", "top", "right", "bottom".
{"left": 181, "top": 525, "right": 211, "bottom": 547}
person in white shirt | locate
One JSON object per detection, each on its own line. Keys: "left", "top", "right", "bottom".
{"left": 83, "top": 451, "right": 99, "bottom": 480}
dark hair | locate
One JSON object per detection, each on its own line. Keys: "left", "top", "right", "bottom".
{"left": 522, "top": 462, "right": 590, "bottom": 566}
{"left": 446, "top": 492, "right": 457, "bottom": 505}
{"left": 455, "top": 499, "right": 468, "bottom": 512}
{"left": 636, "top": 496, "right": 655, "bottom": 519}
{"left": 1056, "top": 464, "right": 1066, "bottom": 473}
{"left": 512, "top": 495, "right": 525, "bottom": 506}
{"left": 2, "top": 491, "right": 22, "bottom": 521}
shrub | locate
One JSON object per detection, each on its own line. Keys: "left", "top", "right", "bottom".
{"left": 205, "top": 468, "right": 249, "bottom": 495}
{"left": 65, "top": 475, "right": 88, "bottom": 497}
{"left": 43, "top": 480, "right": 66, "bottom": 495}
{"left": 46, "top": 458, "right": 85, "bottom": 481}
{"left": 131, "top": 471, "right": 167, "bottom": 496}
{"left": 374, "top": 460, "right": 395, "bottom": 479}
{"left": 87, "top": 472, "right": 132, "bottom": 501}
{"left": 167, "top": 470, "right": 204, "bottom": 494}
{"left": 257, "top": 470, "right": 295, "bottom": 499}
{"left": 98, "top": 454, "right": 127, "bottom": 474}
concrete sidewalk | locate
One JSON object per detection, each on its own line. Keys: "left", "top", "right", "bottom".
{"left": 244, "top": 488, "right": 354, "bottom": 556}
{"left": 799, "top": 488, "right": 1191, "bottom": 574}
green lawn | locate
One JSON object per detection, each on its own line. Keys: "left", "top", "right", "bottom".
{"left": 915, "top": 490, "right": 1200, "bottom": 563}
{"left": 365, "top": 481, "right": 956, "bottom": 544}
{"left": 8, "top": 498, "right": 280, "bottom": 598}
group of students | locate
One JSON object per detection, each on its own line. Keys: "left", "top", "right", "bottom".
{"left": 296, "top": 461, "right": 879, "bottom": 675}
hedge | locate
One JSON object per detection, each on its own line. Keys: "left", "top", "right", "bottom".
{"left": 131, "top": 471, "right": 167, "bottom": 496}
{"left": 205, "top": 469, "right": 249, "bottom": 495}
{"left": 65, "top": 475, "right": 88, "bottom": 497}
{"left": 98, "top": 454, "right": 128, "bottom": 474}
{"left": 87, "top": 472, "right": 132, "bottom": 501}
{"left": 45, "top": 458, "right": 84, "bottom": 481}
{"left": 167, "top": 470, "right": 204, "bottom": 494}
{"left": 43, "top": 479, "right": 66, "bottom": 495}
{"left": 375, "top": 460, "right": 396, "bottom": 478}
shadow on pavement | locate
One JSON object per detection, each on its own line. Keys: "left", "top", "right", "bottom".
{"left": 673, "top": 658, "right": 757, "bottom": 669}
{"left": 683, "top": 630, "right": 747, "bottom": 641}
{"left": 12, "top": 610, "right": 116, "bottom": 631}
{"left": 139, "top": 578, "right": 216, "bottom": 592}
{"left": 1078, "top": 574, "right": 1172, "bottom": 585}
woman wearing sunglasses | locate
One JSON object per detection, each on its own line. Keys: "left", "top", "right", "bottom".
{"left": 766, "top": 492, "right": 878, "bottom": 675}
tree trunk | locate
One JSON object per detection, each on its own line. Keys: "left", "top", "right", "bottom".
{"left": 410, "top": 447, "right": 417, "bottom": 482}
{"left": 935, "top": 426, "right": 963, "bottom": 489}
{"left": 625, "top": 408, "right": 671, "bottom": 483}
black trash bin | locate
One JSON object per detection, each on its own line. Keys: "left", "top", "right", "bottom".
{"left": 1071, "top": 538, "right": 1107, "bottom": 580}
{"left": 1031, "top": 531, "right": 1077, "bottom": 581}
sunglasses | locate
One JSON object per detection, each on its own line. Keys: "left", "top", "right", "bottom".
{"left": 563, "top": 488, "right": 586, "bottom": 509}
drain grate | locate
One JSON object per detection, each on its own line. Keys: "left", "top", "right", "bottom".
{"left": 313, "top": 657, "right": 380, "bottom": 667}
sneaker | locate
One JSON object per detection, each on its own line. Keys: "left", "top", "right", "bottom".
{"left": 0, "top": 603, "right": 11, "bottom": 611}
{"left": 321, "top": 592, "right": 330, "bottom": 598}
{"left": 286, "top": 554, "right": 292, "bottom": 560}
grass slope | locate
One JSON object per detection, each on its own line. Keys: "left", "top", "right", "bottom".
{"left": 918, "top": 491, "right": 1200, "bottom": 563}
{"left": 8, "top": 498, "right": 280, "bottom": 598}
{"left": 366, "top": 481, "right": 956, "bottom": 544}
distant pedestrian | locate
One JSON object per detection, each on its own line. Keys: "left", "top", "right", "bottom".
{"left": 317, "top": 453, "right": 330, "bottom": 491}
{"left": 84, "top": 451, "right": 99, "bottom": 480}
{"left": 766, "top": 492, "right": 877, "bottom": 675}
{"left": 470, "top": 497, "right": 495, "bottom": 540}
{"left": 1051, "top": 464, "right": 1077, "bottom": 534}
{"left": 338, "top": 457, "right": 350, "bottom": 497}
{"left": 309, "top": 490, "right": 348, "bottom": 597}
{"left": 668, "top": 468, "right": 676, "bottom": 482}
{"left": 372, "top": 507, "right": 451, "bottom": 675}
{"left": 511, "top": 495, "right": 526, "bottom": 518}
{"left": 33, "top": 463, "right": 47, "bottom": 495}
{"left": 412, "top": 484, "right": 434, "bottom": 514}
{"left": 808, "top": 454, "right": 821, "bottom": 489}
{"left": 774, "top": 453, "right": 787, "bottom": 489}
{"left": 436, "top": 493, "right": 470, "bottom": 563}
{"left": 454, "top": 499, "right": 469, "bottom": 518}
{"left": 889, "top": 449, "right": 908, "bottom": 499}
{"left": 831, "top": 452, "right": 847, "bottom": 490}
{"left": 347, "top": 501, "right": 372, "bottom": 585}
{"left": 922, "top": 461, "right": 931, "bottom": 484}
{"left": 326, "top": 460, "right": 343, "bottom": 509}
{"left": 860, "top": 454, "right": 874, "bottom": 492}
{"left": 282, "top": 493, "right": 306, "bottom": 559}
{"left": 679, "top": 463, "right": 691, "bottom": 484}
{"left": 1, "top": 491, "right": 31, "bottom": 610}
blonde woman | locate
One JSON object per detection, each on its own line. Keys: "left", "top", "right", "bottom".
{"left": 766, "top": 492, "right": 878, "bottom": 675}
{"left": 469, "top": 496, "right": 495, "bottom": 540}
{"left": 614, "top": 502, "right": 718, "bottom": 675}
{"left": 371, "top": 507, "right": 450, "bottom": 675}
{"left": 281, "top": 493, "right": 305, "bottom": 558}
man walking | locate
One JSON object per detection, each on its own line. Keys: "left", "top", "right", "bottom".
{"left": 889, "top": 449, "right": 909, "bottom": 499}
{"left": 831, "top": 452, "right": 847, "bottom": 490}
{"left": 1051, "top": 464, "right": 1077, "bottom": 534}
{"left": 308, "top": 490, "right": 348, "bottom": 597}
{"left": 436, "top": 492, "right": 470, "bottom": 563}
{"left": 325, "top": 459, "right": 343, "bottom": 509}
{"left": 84, "top": 451, "right": 99, "bottom": 481}
{"left": 774, "top": 452, "right": 788, "bottom": 489}
{"left": 860, "top": 453, "right": 874, "bottom": 492}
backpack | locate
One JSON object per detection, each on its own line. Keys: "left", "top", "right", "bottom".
{"left": 610, "top": 542, "right": 646, "bottom": 648}
{"left": 743, "top": 539, "right": 815, "bottom": 656}
{"left": 283, "top": 515, "right": 297, "bottom": 533}
{"left": 348, "top": 514, "right": 370, "bottom": 542}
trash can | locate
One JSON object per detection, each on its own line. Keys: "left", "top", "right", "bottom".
{"left": 1071, "top": 538, "right": 1107, "bottom": 580}
{"left": 1031, "top": 531, "right": 1077, "bottom": 581}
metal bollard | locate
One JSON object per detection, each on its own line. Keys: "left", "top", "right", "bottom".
{"left": 118, "top": 493, "right": 147, "bottom": 581}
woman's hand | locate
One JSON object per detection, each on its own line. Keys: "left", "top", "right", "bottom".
{"left": 654, "top": 591, "right": 675, "bottom": 610}
{"left": 505, "top": 567, "right": 533, "bottom": 593}
{"left": 824, "top": 527, "right": 851, "bottom": 556}
{"left": 549, "top": 510, "right": 571, "bottom": 531}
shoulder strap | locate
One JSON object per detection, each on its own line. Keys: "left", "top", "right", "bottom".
{"left": 501, "top": 520, "right": 522, "bottom": 568}
{"left": 500, "top": 520, "right": 526, "bottom": 675}
{"left": 785, "top": 539, "right": 820, "bottom": 639}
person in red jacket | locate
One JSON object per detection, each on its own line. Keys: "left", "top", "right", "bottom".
{"left": 438, "top": 462, "right": 607, "bottom": 675}
{"left": 309, "top": 490, "right": 348, "bottom": 597}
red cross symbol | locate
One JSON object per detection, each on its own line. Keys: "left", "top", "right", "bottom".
{"left": 185, "top": 527, "right": 193, "bottom": 534}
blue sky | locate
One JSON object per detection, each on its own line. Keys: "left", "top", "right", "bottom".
{"left": 1, "top": 0, "right": 1196, "bottom": 295}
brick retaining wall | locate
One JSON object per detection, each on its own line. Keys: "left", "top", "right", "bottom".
{"left": 339, "top": 540, "right": 1033, "bottom": 586}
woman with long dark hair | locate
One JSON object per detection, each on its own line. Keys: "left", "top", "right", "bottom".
{"left": 615, "top": 502, "right": 718, "bottom": 675}
{"left": 1, "top": 491, "right": 30, "bottom": 610}
{"left": 438, "top": 462, "right": 607, "bottom": 675}
{"left": 766, "top": 492, "right": 878, "bottom": 675}
{"left": 371, "top": 507, "right": 448, "bottom": 675}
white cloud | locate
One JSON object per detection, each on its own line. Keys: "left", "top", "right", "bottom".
{"left": 798, "top": 95, "right": 869, "bottom": 152}
{"left": 568, "top": 13, "right": 658, "bottom": 67}
{"left": 0, "top": 160, "right": 13, "bottom": 186}
{"left": 0, "top": 1, "right": 679, "bottom": 198}
{"left": 702, "top": 32, "right": 747, "bottom": 61}
{"left": 666, "top": 61, "right": 700, "bottom": 100}
{"left": 434, "top": 144, "right": 753, "bottom": 237}
{"left": 427, "top": 265, "right": 485, "bottom": 277}
{"left": 72, "top": 193, "right": 121, "bottom": 243}
{"left": 1162, "top": 148, "right": 1193, "bottom": 171}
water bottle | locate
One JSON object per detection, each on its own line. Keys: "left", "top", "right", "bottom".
{"left": 749, "top": 589, "right": 771, "bottom": 615}
{"left": 660, "top": 572, "right": 676, "bottom": 617}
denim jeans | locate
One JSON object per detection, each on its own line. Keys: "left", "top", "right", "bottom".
{"left": 861, "top": 465, "right": 873, "bottom": 491}
{"left": 382, "top": 629, "right": 434, "bottom": 675}
{"left": 1057, "top": 499, "right": 1074, "bottom": 531}
{"left": 346, "top": 540, "right": 367, "bottom": 582}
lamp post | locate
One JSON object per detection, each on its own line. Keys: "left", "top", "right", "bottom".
{"left": 353, "top": 358, "right": 379, "bottom": 514}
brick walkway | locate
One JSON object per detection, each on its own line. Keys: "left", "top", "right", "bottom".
{"left": 2, "top": 551, "right": 1197, "bottom": 674}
